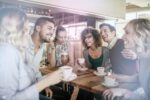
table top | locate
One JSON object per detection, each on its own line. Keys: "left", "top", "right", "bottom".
{"left": 71, "top": 69, "right": 108, "bottom": 94}
{"left": 40, "top": 67, "right": 108, "bottom": 94}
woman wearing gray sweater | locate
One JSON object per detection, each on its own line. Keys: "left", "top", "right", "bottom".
{"left": 78, "top": 27, "right": 110, "bottom": 70}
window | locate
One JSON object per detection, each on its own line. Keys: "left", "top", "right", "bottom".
{"left": 63, "top": 22, "right": 87, "bottom": 40}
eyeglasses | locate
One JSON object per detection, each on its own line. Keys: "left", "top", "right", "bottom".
{"left": 84, "top": 35, "right": 92, "bottom": 39}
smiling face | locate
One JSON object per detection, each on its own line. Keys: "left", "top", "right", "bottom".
{"left": 84, "top": 33, "right": 95, "bottom": 47}
{"left": 100, "top": 25, "right": 116, "bottom": 43}
{"left": 123, "top": 22, "right": 145, "bottom": 54}
{"left": 123, "top": 23, "right": 136, "bottom": 50}
{"left": 38, "top": 21, "right": 55, "bottom": 42}
{"left": 81, "top": 28, "right": 102, "bottom": 49}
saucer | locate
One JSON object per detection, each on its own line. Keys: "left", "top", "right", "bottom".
{"left": 62, "top": 73, "right": 77, "bottom": 82}
{"left": 102, "top": 82, "right": 119, "bottom": 88}
{"left": 93, "top": 71, "right": 106, "bottom": 76}
{"left": 78, "top": 67, "right": 88, "bottom": 71}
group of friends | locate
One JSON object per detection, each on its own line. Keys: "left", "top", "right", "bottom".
{"left": 0, "top": 7, "right": 150, "bottom": 100}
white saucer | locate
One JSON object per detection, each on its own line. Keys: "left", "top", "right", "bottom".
{"left": 102, "top": 82, "right": 119, "bottom": 88}
{"left": 62, "top": 73, "right": 77, "bottom": 82}
{"left": 93, "top": 71, "right": 106, "bottom": 76}
{"left": 78, "top": 67, "right": 88, "bottom": 71}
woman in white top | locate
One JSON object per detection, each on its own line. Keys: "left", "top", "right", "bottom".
{"left": 0, "top": 7, "right": 63, "bottom": 100}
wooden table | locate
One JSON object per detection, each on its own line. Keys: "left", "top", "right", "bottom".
{"left": 69, "top": 69, "right": 108, "bottom": 100}
{"left": 71, "top": 69, "right": 107, "bottom": 92}
{"left": 40, "top": 67, "right": 108, "bottom": 100}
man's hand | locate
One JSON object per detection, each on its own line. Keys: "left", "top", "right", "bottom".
{"left": 103, "top": 88, "right": 128, "bottom": 100}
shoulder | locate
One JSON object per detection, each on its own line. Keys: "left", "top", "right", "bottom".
{"left": 102, "top": 46, "right": 109, "bottom": 53}
{"left": 0, "top": 43, "right": 21, "bottom": 68}
{"left": 83, "top": 48, "right": 88, "bottom": 53}
{"left": 0, "top": 43, "right": 21, "bottom": 60}
{"left": 101, "top": 46, "right": 109, "bottom": 58}
{"left": 83, "top": 48, "right": 88, "bottom": 57}
{"left": 116, "top": 39, "right": 124, "bottom": 45}
{"left": 0, "top": 43, "right": 20, "bottom": 56}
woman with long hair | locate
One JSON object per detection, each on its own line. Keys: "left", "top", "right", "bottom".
{"left": 48, "top": 26, "right": 74, "bottom": 68}
{"left": 77, "top": 27, "right": 110, "bottom": 100}
{"left": 79, "top": 27, "right": 109, "bottom": 70}
{"left": 103, "top": 18, "right": 150, "bottom": 100}
{"left": 0, "top": 7, "right": 62, "bottom": 100}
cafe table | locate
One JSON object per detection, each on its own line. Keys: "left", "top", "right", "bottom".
{"left": 40, "top": 67, "right": 108, "bottom": 100}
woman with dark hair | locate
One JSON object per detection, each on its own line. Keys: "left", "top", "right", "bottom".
{"left": 79, "top": 27, "right": 109, "bottom": 70}
{"left": 77, "top": 27, "right": 110, "bottom": 100}
{"left": 0, "top": 7, "right": 62, "bottom": 100}
{"left": 46, "top": 26, "right": 74, "bottom": 100}
{"left": 103, "top": 18, "right": 150, "bottom": 100}
{"left": 48, "top": 26, "right": 74, "bottom": 68}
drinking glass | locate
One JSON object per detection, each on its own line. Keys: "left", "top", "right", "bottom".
{"left": 61, "top": 52, "right": 69, "bottom": 65}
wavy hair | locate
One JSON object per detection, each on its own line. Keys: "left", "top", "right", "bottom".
{"left": 128, "top": 18, "right": 150, "bottom": 99}
{"left": 128, "top": 18, "right": 150, "bottom": 51}
{"left": 0, "top": 7, "right": 28, "bottom": 60}
{"left": 81, "top": 27, "right": 102, "bottom": 49}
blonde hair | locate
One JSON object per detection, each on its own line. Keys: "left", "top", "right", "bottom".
{"left": 0, "top": 7, "right": 28, "bottom": 60}
{"left": 128, "top": 18, "right": 150, "bottom": 51}
{"left": 128, "top": 19, "right": 150, "bottom": 99}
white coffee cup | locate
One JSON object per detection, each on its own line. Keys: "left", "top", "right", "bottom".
{"left": 104, "top": 76, "right": 116, "bottom": 86}
{"left": 97, "top": 67, "right": 105, "bottom": 74}
{"left": 78, "top": 58, "right": 85, "bottom": 65}
{"left": 59, "top": 66, "right": 73, "bottom": 80}
{"left": 61, "top": 52, "right": 68, "bottom": 56}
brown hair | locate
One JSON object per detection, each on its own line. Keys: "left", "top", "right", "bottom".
{"left": 81, "top": 27, "right": 102, "bottom": 48}
{"left": 34, "top": 17, "right": 55, "bottom": 31}
{"left": 54, "top": 26, "right": 66, "bottom": 42}
{"left": 99, "top": 23, "right": 116, "bottom": 32}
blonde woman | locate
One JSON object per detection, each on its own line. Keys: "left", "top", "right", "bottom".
{"left": 0, "top": 8, "right": 62, "bottom": 100}
{"left": 103, "top": 19, "right": 150, "bottom": 100}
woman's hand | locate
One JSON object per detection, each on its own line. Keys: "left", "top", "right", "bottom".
{"left": 103, "top": 88, "right": 128, "bottom": 100}
{"left": 77, "top": 59, "right": 85, "bottom": 68}
{"left": 46, "top": 70, "right": 63, "bottom": 85}
{"left": 121, "top": 49, "right": 137, "bottom": 60}
{"left": 36, "top": 70, "right": 63, "bottom": 92}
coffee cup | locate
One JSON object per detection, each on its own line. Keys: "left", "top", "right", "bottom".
{"left": 104, "top": 76, "right": 116, "bottom": 86}
{"left": 61, "top": 52, "right": 68, "bottom": 56}
{"left": 59, "top": 66, "right": 73, "bottom": 80}
{"left": 97, "top": 67, "right": 105, "bottom": 74}
{"left": 78, "top": 58, "right": 85, "bottom": 65}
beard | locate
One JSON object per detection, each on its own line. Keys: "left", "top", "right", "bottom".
{"left": 43, "top": 38, "right": 50, "bottom": 43}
